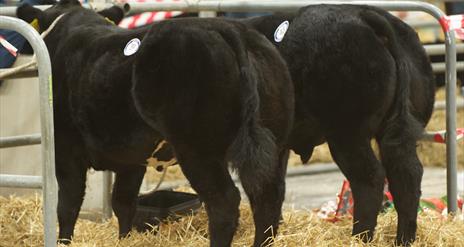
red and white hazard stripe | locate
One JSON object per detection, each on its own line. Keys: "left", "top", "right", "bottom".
{"left": 119, "top": 10, "right": 183, "bottom": 29}
{"left": 439, "top": 15, "right": 464, "bottom": 40}
{"left": 0, "top": 35, "right": 18, "bottom": 57}
{"left": 429, "top": 128, "right": 464, "bottom": 144}
{"left": 118, "top": 0, "right": 183, "bottom": 29}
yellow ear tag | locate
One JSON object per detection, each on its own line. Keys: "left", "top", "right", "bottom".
{"left": 105, "top": 17, "right": 115, "bottom": 26}
{"left": 30, "top": 18, "right": 39, "bottom": 32}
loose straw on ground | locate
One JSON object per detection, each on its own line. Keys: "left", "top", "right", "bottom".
{"left": 1, "top": 195, "right": 464, "bottom": 247}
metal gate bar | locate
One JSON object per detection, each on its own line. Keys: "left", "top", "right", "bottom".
{"left": 0, "top": 174, "right": 43, "bottom": 188}
{"left": 0, "top": 66, "right": 38, "bottom": 79}
{"left": 433, "top": 62, "right": 463, "bottom": 73}
{"left": 0, "top": 133, "right": 41, "bottom": 148}
{"left": 425, "top": 43, "right": 464, "bottom": 55}
{"left": 102, "top": 171, "right": 113, "bottom": 219}
{"left": 435, "top": 99, "right": 464, "bottom": 110}
{"left": 0, "top": 16, "right": 57, "bottom": 246}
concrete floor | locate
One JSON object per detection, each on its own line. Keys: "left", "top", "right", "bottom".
{"left": 281, "top": 163, "right": 453, "bottom": 209}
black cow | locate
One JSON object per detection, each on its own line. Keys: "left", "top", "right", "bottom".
{"left": 17, "top": 1, "right": 294, "bottom": 246}
{"left": 245, "top": 4, "right": 435, "bottom": 246}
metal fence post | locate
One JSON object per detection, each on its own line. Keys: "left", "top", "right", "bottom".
{"left": 0, "top": 16, "right": 57, "bottom": 246}
{"left": 102, "top": 171, "right": 113, "bottom": 219}
{"left": 445, "top": 30, "right": 458, "bottom": 213}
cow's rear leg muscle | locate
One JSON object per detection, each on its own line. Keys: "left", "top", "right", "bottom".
{"left": 327, "top": 135, "right": 385, "bottom": 242}
{"left": 178, "top": 154, "right": 240, "bottom": 247}
{"left": 112, "top": 166, "right": 146, "bottom": 238}
{"left": 239, "top": 149, "right": 288, "bottom": 247}
{"left": 377, "top": 119, "right": 423, "bottom": 246}
{"left": 56, "top": 146, "right": 87, "bottom": 244}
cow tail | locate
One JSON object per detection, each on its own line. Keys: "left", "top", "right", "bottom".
{"left": 220, "top": 29, "right": 278, "bottom": 184}
{"left": 361, "top": 10, "right": 423, "bottom": 142}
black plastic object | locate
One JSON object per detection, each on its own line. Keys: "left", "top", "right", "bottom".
{"left": 132, "top": 190, "right": 202, "bottom": 232}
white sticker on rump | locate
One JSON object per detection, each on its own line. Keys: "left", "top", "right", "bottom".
{"left": 124, "top": 38, "right": 141, "bottom": 56}
{"left": 274, "top": 20, "right": 290, "bottom": 43}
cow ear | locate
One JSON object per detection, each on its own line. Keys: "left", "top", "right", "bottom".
{"left": 98, "top": 6, "right": 125, "bottom": 25}
{"left": 16, "top": 3, "right": 44, "bottom": 24}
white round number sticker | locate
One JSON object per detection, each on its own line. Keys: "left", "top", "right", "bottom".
{"left": 274, "top": 20, "right": 289, "bottom": 43}
{"left": 124, "top": 38, "right": 141, "bottom": 56}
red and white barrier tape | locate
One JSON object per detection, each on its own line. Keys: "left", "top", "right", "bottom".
{"left": 118, "top": 0, "right": 183, "bottom": 29}
{"left": 0, "top": 35, "right": 18, "bottom": 57}
{"left": 119, "top": 10, "right": 183, "bottom": 29}
{"left": 439, "top": 15, "right": 464, "bottom": 40}
{"left": 426, "top": 128, "right": 464, "bottom": 144}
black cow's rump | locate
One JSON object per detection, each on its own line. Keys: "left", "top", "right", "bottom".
{"left": 132, "top": 18, "right": 294, "bottom": 247}
{"left": 17, "top": 1, "right": 294, "bottom": 246}
{"left": 245, "top": 4, "right": 435, "bottom": 246}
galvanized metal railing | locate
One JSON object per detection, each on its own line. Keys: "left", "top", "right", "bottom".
{"left": 0, "top": 133, "right": 42, "bottom": 148}
{"left": 0, "top": 16, "right": 57, "bottom": 246}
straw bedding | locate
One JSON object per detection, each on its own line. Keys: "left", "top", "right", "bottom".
{"left": 1, "top": 194, "right": 464, "bottom": 247}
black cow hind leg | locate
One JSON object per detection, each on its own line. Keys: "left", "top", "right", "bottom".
{"left": 56, "top": 157, "right": 88, "bottom": 244}
{"left": 112, "top": 165, "right": 146, "bottom": 238}
{"left": 327, "top": 135, "right": 385, "bottom": 242}
{"left": 178, "top": 155, "right": 241, "bottom": 247}
{"left": 377, "top": 119, "right": 423, "bottom": 246}
{"left": 238, "top": 149, "right": 288, "bottom": 247}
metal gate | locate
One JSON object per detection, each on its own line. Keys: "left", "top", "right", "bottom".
{"left": 0, "top": 16, "right": 57, "bottom": 247}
